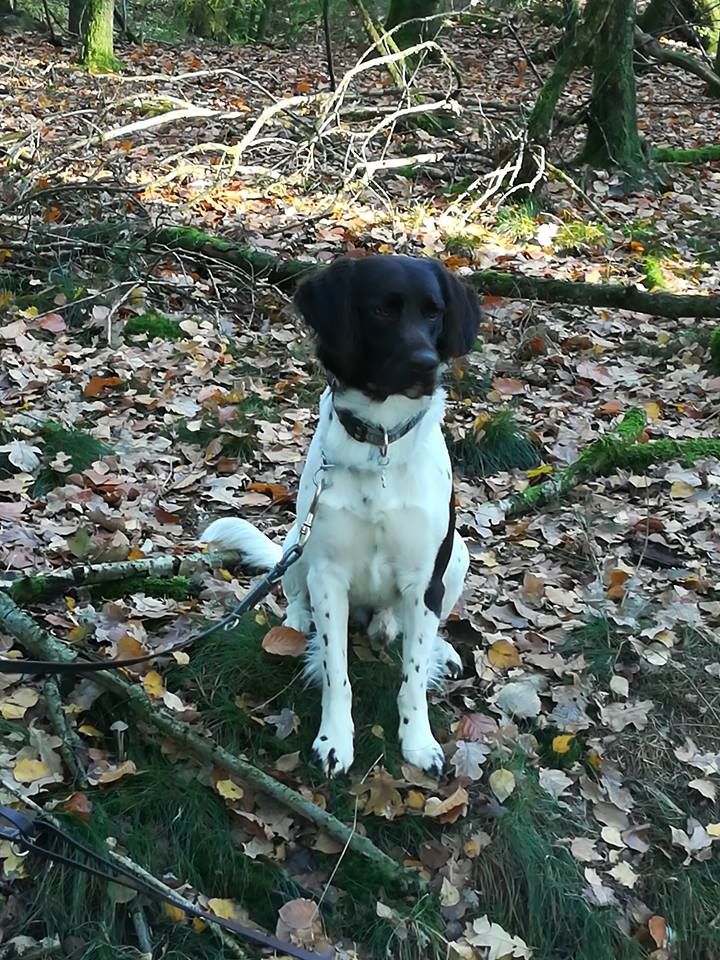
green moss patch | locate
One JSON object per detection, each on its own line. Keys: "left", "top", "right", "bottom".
{"left": 124, "top": 310, "right": 186, "bottom": 341}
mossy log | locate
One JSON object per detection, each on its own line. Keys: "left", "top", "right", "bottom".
{"left": 154, "top": 226, "right": 720, "bottom": 319}
{"left": 0, "top": 550, "right": 239, "bottom": 605}
{"left": 652, "top": 144, "right": 720, "bottom": 164}
{"left": 501, "top": 412, "right": 720, "bottom": 518}
{"left": 0, "top": 591, "right": 421, "bottom": 894}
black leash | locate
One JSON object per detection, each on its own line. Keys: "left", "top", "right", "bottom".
{"left": 0, "top": 805, "right": 330, "bottom": 960}
{"left": 0, "top": 543, "right": 304, "bottom": 677}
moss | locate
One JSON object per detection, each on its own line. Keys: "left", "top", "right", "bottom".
{"left": 90, "top": 575, "right": 197, "bottom": 601}
{"left": 652, "top": 144, "right": 720, "bottom": 163}
{"left": 448, "top": 409, "right": 540, "bottom": 478}
{"left": 643, "top": 254, "right": 669, "bottom": 290}
{"left": 124, "top": 310, "right": 186, "bottom": 341}
{"left": 710, "top": 326, "right": 720, "bottom": 372}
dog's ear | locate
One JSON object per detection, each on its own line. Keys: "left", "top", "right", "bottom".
{"left": 294, "top": 258, "right": 355, "bottom": 345}
{"left": 433, "top": 262, "right": 482, "bottom": 360}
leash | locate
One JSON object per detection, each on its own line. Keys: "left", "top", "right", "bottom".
{"left": 0, "top": 480, "right": 327, "bottom": 678}
{"left": 0, "top": 805, "right": 331, "bottom": 960}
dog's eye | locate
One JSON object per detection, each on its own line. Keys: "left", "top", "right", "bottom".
{"left": 423, "top": 300, "right": 442, "bottom": 319}
{"left": 373, "top": 294, "right": 402, "bottom": 319}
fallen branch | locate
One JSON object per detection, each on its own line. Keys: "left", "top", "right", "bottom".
{"left": 635, "top": 27, "right": 720, "bottom": 93}
{"left": 502, "top": 408, "right": 648, "bottom": 517}
{"left": 498, "top": 416, "right": 720, "bottom": 519}
{"left": 0, "top": 592, "right": 420, "bottom": 894}
{"left": 154, "top": 226, "right": 720, "bottom": 319}
{"left": 0, "top": 550, "right": 239, "bottom": 604}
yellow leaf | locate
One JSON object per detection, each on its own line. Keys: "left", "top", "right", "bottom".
{"left": 218, "top": 567, "right": 233, "bottom": 582}
{"left": 254, "top": 611, "right": 267, "bottom": 625}
{"left": 644, "top": 401, "right": 661, "bottom": 423}
{"left": 371, "top": 725, "right": 385, "bottom": 739}
{"left": 14, "top": 758, "right": 50, "bottom": 783}
{"left": 472, "top": 412, "right": 491, "bottom": 432}
{"left": 173, "top": 651, "right": 190, "bottom": 665}
{"left": 191, "top": 918, "right": 207, "bottom": 933}
{"left": 163, "top": 903, "right": 187, "bottom": 922}
{"left": 706, "top": 823, "right": 720, "bottom": 837}
{"left": 670, "top": 480, "right": 695, "bottom": 499}
{"left": 526, "top": 464, "right": 553, "bottom": 479}
{"left": 488, "top": 639, "right": 521, "bottom": 670}
{"left": 65, "top": 596, "right": 77, "bottom": 611}
{"left": 142, "top": 670, "right": 165, "bottom": 698}
{"left": 0, "top": 687, "right": 39, "bottom": 720}
{"left": 406, "top": 789, "right": 426, "bottom": 810}
{"left": 127, "top": 547, "right": 145, "bottom": 561}
{"left": 488, "top": 768, "right": 516, "bottom": 803}
{"left": 208, "top": 898, "right": 243, "bottom": 921}
{"left": 216, "top": 779, "right": 244, "bottom": 801}
{"left": 552, "top": 734, "right": 575, "bottom": 754}
{"left": 79, "top": 724, "right": 104, "bottom": 737}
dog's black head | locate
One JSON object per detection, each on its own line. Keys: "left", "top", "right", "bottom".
{"left": 294, "top": 255, "right": 482, "bottom": 400}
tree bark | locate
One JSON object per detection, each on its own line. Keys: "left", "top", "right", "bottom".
{"left": 80, "top": 0, "right": 118, "bottom": 70}
{"left": 68, "top": 0, "right": 84, "bottom": 34}
{"left": 153, "top": 226, "right": 720, "bottom": 318}
{"left": 527, "top": 0, "right": 610, "bottom": 145}
{"left": 580, "top": 0, "right": 652, "bottom": 181}
{"left": 385, "top": 0, "right": 439, "bottom": 49}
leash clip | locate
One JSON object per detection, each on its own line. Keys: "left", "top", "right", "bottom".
{"left": 378, "top": 428, "right": 390, "bottom": 468}
{"left": 298, "top": 473, "right": 325, "bottom": 547}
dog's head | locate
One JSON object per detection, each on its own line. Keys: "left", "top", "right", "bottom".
{"left": 294, "top": 255, "right": 482, "bottom": 400}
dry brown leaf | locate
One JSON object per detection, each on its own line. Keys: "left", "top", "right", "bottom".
{"left": 487, "top": 639, "right": 521, "bottom": 669}
{"left": 262, "top": 626, "right": 307, "bottom": 657}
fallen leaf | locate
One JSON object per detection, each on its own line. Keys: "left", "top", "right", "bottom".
{"left": 648, "top": 915, "right": 669, "bottom": 949}
{"left": 209, "top": 898, "right": 246, "bottom": 922}
{"left": 455, "top": 713, "right": 498, "bottom": 741}
{"left": 494, "top": 681, "right": 542, "bottom": 718}
{"left": 262, "top": 626, "right": 307, "bottom": 657}
{"left": 492, "top": 377, "right": 525, "bottom": 396}
{"left": 424, "top": 786, "right": 469, "bottom": 823}
{"left": 83, "top": 376, "right": 123, "bottom": 398}
{"left": 600, "top": 700, "right": 653, "bottom": 732}
{"left": 62, "top": 792, "right": 92, "bottom": 821}
{"left": 552, "top": 733, "right": 575, "bottom": 754}
{"left": 466, "top": 915, "right": 531, "bottom": 959}
{"left": 351, "top": 767, "right": 404, "bottom": 819}
{"left": 142, "top": 670, "right": 165, "bottom": 699}
{"left": 488, "top": 639, "right": 521, "bottom": 669}
{"left": 13, "top": 758, "right": 50, "bottom": 783}
{"left": 489, "top": 768, "right": 516, "bottom": 803}
{"left": 538, "top": 767, "right": 572, "bottom": 799}
{"left": 216, "top": 779, "right": 245, "bottom": 801}
{"left": 570, "top": 837, "right": 599, "bottom": 862}
{"left": 0, "top": 687, "right": 39, "bottom": 720}
{"left": 451, "top": 741, "right": 490, "bottom": 780}
{"left": 609, "top": 862, "right": 639, "bottom": 888}
{"left": 689, "top": 778, "right": 717, "bottom": 801}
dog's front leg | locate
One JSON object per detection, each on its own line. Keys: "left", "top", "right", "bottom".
{"left": 397, "top": 595, "right": 444, "bottom": 776}
{"left": 307, "top": 568, "right": 354, "bottom": 776}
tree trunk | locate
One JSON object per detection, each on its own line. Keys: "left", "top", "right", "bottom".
{"left": 580, "top": 0, "right": 652, "bottom": 181}
{"left": 253, "top": 0, "right": 274, "bottom": 41}
{"left": 385, "top": 0, "right": 439, "bottom": 49}
{"left": 80, "top": 0, "right": 118, "bottom": 70}
{"left": 68, "top": 0, "right": 85, "bottom": 34}
{"left": 0, "top": 0, "right": 14, "bottom": 15}
{"left": 527, "top": 0, "right": 609, "bottom": 145}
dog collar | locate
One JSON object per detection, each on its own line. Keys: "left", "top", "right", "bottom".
{"left": 332, "top": 403, "right": 427, "bottom": 454}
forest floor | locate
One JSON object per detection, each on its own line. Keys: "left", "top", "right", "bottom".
{"left": 0, "top": 12, "right": 720, "bottom": 960}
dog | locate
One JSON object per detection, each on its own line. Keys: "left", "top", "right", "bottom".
{"left": 201, "top": 254, "right": 481, "bottom": 776}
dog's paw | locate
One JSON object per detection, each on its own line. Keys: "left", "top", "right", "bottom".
{"left": 429, "top": 637, "right": 463, "bottom": 685}
{"left": 400, "top": 727, "right": 445, "bottom": 777}
{"left": 312, "top": 726, "right": 354, "bottom": 777}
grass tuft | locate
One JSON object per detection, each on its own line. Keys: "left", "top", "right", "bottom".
{"left": 495, "top": 201, "right": 539, "bottom": 243}
{"left": 448, "top": 409, "right": 539, "bottom": 478}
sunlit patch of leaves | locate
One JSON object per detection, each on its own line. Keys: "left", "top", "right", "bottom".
{"left": 494, "top": 200, "right": 539, "bottom": 243}
{"left": 555, "top": 218, "right": 609, "bottom": 254}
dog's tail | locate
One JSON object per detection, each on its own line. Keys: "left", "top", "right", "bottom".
{"left": 200, "top": 518, "right": 282, "bottom": 571}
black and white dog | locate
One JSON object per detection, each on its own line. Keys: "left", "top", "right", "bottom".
{"left": 201, "top": 255, "right": 481, "bottom": 776}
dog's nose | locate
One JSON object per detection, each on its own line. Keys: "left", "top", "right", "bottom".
{"left": 409, "top": 348, "right": 439, "bottom": 372}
